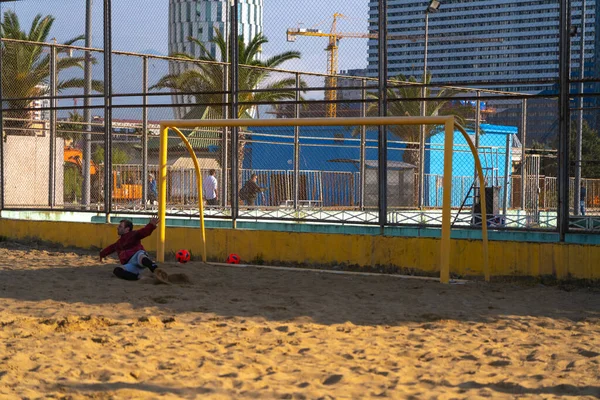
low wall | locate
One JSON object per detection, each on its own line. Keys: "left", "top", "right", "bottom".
{"left": 0, "top": 219, "right": 598, "bottom": 279}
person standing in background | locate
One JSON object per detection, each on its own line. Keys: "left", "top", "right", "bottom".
{"left": 239, "top": 173, "right": 265, "bottom": 206}
{"left": 148, "top": 174, "right": 158, "bottom": 205}
{"left": 580, "top": 182, "right": 587, "bottom": 216}
{"left": 203, "top": 169, "right": 219, "bottom": 206}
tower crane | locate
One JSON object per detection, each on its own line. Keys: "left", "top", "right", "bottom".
{"left": 287, "top": 13, "right": 502, "bottom": 118}
{"left": 287, "top": 13, "right": 369, "bottom": 118}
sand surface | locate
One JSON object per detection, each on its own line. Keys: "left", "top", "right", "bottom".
{"left": 0, "top": 241, "right": 599, "bottom": 399}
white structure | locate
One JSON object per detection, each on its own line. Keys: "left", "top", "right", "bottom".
{"left": 367, "top": 0, "right": 597, "bottom": 93}
{"left": 31, "top": 85, "right": 50, "bottom": 131}
{"left": 3, "top": 134, "right": 64, "bottom": 207}
{"left": 31, "top": 98, "right": 50, "bottom": 122}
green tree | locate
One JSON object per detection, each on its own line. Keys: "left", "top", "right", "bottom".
{"left": 571, "top": 121, "right": 600, "bottom": 178}
{"left": 1, "top": 10, "right": 103, "bottom": 134}
{"left": 542, "top": 121, "right": 600, "bottom": 178}
{"left": 92, "top": 147, "right": 129, "bottom": 165}
{"left": 63, "top": 163, "right": 83, "bottom": 203}
{"left": 366, "top": 73, "right": 468, "bottom": 168}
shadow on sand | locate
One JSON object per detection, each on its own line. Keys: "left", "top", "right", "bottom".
{"left": 0, "top": 244, "right": 598, "bottom": 327}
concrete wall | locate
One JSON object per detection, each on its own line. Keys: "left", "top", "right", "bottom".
{"left": 0, "top": 218, "right": 598, "bottom": 280}
{"left": 3, "top": 135, "right": 64, "bottom": 207}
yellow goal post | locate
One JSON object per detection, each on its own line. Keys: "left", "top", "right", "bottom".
{"left": 157, "top": 116, "right": 489, "bottom": 283}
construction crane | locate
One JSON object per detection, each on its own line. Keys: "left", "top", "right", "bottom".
{"left": 287, "top": 13, "right": 502, "bottom": 118}
{"left": 287, "top": 13, "right": 364, "bottom": 118}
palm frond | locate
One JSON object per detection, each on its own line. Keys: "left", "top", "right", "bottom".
{"left": 56, "top": 57, "right": 86, "bottom": 70}
{"left": 62, "top": 35, "right": 85, "bottom": 46}
{"left": 188, "top": 36, "right": 215, "bottom": 61}
{"left": 242, "top": 33, "right": 268, "bottom": 62}
{"left": 58, "top": 78, "right": 104, "bottom": 93}
{"left": 212, "top": 28, "right": 227, "bottom": 60}
{"left": 170, "top": 51, "right": 198, "bottom": 61}
{"left": 261, "top": 51, "right": 301, "bottom": 69}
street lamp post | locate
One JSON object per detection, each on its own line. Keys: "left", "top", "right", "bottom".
{"left": 574, "top": 0, "right": 586, "bottom": 215}
{"left": 418, "top": 0, "right": 440, "bottom": 209}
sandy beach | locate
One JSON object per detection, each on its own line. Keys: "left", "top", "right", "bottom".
{"left": 0, "top": 240, "right": 599, "bottom": 399}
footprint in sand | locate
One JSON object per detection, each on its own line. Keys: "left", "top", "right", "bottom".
{"left": 91, "top": 336, "right": 112, "bottom": 344}
{"left": 152, "top": 296, "right": 175, "bottom": 304}
{"left": 577, "top": 349, "right": 600, "bottom": 358}
{"left": 565, "top": 361, "right": 577, "bottom": 371}
{"left": 135, "top": 316, "right": 176, "bottom": 328}
{"left": 322, "top": 374, "right": 343, "bottom": 385}
{"left": 488, "top": 360, "right": 511, "bottom": 367}
{"left": 526, "top": 350, "right": 540, "bottom": 362}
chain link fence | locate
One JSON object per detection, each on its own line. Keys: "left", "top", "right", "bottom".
{"left": 1, "top": 0, "right": 599, "bottom": 233}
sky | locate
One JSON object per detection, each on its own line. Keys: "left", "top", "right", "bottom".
{"left": 0, "top": 0, "right": 371, "bottom": 74}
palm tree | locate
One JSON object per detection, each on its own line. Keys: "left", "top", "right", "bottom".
{"left": 1, "top": 10, "right": 103, "bottom": 134}
{"left": 367, "top": 73, "right": 467, "bottom": 168}
{"left": 152, "top": 29, "right": 302, "bottom": 119}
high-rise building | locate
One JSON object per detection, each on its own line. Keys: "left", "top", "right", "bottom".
{"left": 338, "top": 69, "right": 369, "bottom": 101}
{"left": 169, "top": 0, "right": 263, "bottom": 60}
{"left": 367, "top": 0, "right": 598, "bottom": 93}
{"left": 169, "top": 0, "right": 263, "bottom": 118}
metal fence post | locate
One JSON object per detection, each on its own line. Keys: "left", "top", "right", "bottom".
{"left": 378, "top": 0, "right": 388, "bottom": 233}
{"left": 521, "top": 99, "right": 527, "bottom": 210}
{"left": 142, "top": 55, "right": 148, "bottom": 206}
{"left": 293, "top": 72, "right": 300, "bottom": 210}
{"left": 360, "top": 78, "right": 367, "bottom": 210}
{"left": 222, "top": 64, "right": 229, "bottom": 207}
{"left": 558, "top": 0, "right": 571, "bottom": 241}
{"left": 502, "top": 134, "right": 510, "bottom": 216}
{"left": 0, "top": 36, "right": 3, "bottom": 212}
{"left": 418, "top": 11, "right": 429, "bottom": 210}
{"left": 48, "top": 45, "right": 57, "bottom": 208}
{"left": 230, "top": 0, "right": 239, "bottom": 227}
{"left": 82, "top": 0, "right": 93, "bottom": 209}
{"left": 475, "top": 91, "right": 481, "bottom": 150}
{"left": 103, "top": 0, "right": 113, "bottom": 220}
{"left": 472, "top": 89, "right": 481, "bottom": 187}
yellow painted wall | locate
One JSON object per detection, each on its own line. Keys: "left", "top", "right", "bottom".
{"left": 0, "top": 219, "right": 598, "bottom": 279}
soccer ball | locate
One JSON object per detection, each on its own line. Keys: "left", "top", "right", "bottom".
{"left": 226, "top": 253, "right": 240, "bottom": 264}
{"left": 176, "top": 249, "right": 191, "bottom": 263}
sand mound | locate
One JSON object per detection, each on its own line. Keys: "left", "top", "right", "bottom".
{"left": 168, "top": 272, "right": 192, "bottom": 284}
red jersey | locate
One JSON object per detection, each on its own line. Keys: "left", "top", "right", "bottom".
{"left": 100, "top": 223, "right": 156, "bottom": 264}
